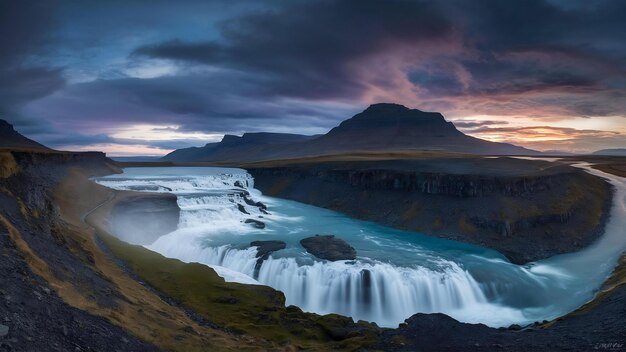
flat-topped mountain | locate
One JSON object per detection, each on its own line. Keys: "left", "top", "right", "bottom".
{"left": 162, "top": 103, "right": 539, "bottom": 162}
{"left": 0, "top": 119, "right": 50, "bottom": 151}
{"left": 306, "top": 103, "right": 536, "bottom": 155}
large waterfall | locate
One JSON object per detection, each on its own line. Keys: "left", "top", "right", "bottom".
{"left": 95, "top": 165, "right": 626, "bottom": 328}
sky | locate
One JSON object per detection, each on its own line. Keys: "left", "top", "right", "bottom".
{"left": 1, "top": 0, "right": 625, "bottom": 156}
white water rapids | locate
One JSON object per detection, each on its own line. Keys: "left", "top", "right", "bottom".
{"left": 95, "top": 162, "right": 626, "bottom": 328}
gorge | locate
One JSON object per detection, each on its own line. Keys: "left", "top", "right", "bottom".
{"left": 95, "top": 162, "right": 625, "bottom": 330}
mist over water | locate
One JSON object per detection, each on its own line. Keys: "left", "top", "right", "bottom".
{"left": 95, "top": 165, "right": 626, "bottom": 328}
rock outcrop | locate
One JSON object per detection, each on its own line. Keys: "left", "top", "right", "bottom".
{"left": 243, "top": 196, "right": 267, "bottom": 210}
{"left": 300, "top": 235, "right": 357, "bottom": 261}
{"left": 251, "top": 240, "right": 286, "bottom": 260}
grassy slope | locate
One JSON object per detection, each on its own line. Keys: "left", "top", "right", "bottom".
{"left": 95, "top": 230, "right": 378, "bottom": 351}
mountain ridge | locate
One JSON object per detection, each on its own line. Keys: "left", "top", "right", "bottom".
{"left": 163, "top": 103, "right": 539, "bottom": 162}
{"left": 592, "top": 148, "right": 626, "bottom": 156}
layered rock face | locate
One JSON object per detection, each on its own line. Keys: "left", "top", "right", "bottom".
{"left": 249, "top": 158, "right": 612, "bottom": 264}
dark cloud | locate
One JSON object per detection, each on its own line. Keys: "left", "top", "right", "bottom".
{"left": 23, "top": 73, "right": 358, "bottom": 138}
{"left": 134, "top": 0, "right": 452, "bottom": 100}
{"left": 130, "top": 0, "right": 626, "bottom": 118}
{"left": 0, "top": 2, "right": 65, "bottom": 116}
{"left": 408, "top": 68, "right": 465, "bottom": 96}
{"left": 0, "top": 67, "right": 65, "bottom": 114}
{"left": 452, "top": 120, "right": 510, "bottom": 129}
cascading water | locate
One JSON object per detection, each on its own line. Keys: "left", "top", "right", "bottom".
{"left": 95, "top": 164, "right": 626, "bottom": 328}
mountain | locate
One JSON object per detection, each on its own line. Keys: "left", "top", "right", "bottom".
{"left": 163, "top": 103, "right": 539, "bottom": 162}
{"left": 161, "top": 132, "right": 318, "bottom": 162}
{"left": 0, "top": 119, "right": 50, "bottom": 151}
{"left": 302, "top": 103, "right": 537, "bottom": 155}
{"left": 592, "top": 148, "right": 626, "bottom": 156}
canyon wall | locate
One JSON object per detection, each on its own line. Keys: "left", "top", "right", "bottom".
{"left": 248, "top": 159, "right": 612, "bottom": 264}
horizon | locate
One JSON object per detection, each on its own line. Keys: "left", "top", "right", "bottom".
{"left": 2, "top": 1, "right": 625, "bottom": 156}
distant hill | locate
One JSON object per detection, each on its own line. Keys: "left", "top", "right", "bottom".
{"left": 162, "top": 132, "right": 318, "bottom": 162}
{"left": 541, "top": 150, "right": 577, "bottom": 156}
{"left": 110, "top": 156, "right": 163, "bottom": 162}
{"left": 162, "top": 103, "right": 540, "bottom": 162}
{"left": 592, "top": 148, "right": 626, "bottom": 156}
{"left": 0, "top": 119, "right": 50, "bottom": 151}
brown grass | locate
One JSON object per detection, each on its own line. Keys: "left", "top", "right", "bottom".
{"left": 592, "top": 163, "right": 626, "bottom": 178}
{"left": 458, "top": 214, "right": 477, "bottom": 234}
{"left": 0, "top": 152, "right": 19, "bottom": 178}
{"left": 222, "top": 150, "right": 475, "bottom": 168}
{"left": 119, "top": 150, "right": 475, "bottom": 169}
{"left": 400, "top": 203, "right": 420, "bottom": 225}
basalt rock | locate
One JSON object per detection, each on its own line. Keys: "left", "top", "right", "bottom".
{"left": 243, "top": 196, "right": 268, "bottom": 210}
{"left": 245, "top": 219, "right": 266, "bottom": 229}
{"left": 250, "top": 240, "right": 286, "bottom": 274}
{"left": 237, "top": 204, "right": 249, "bottom": 214}
{"left": 300, "top": 235, "right": 356, "bottom": 261}
{"left": 251, "top": 240, "right": 286, "bottom": 260}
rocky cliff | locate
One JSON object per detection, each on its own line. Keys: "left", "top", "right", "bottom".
{"left": 248, "top": 157, "right": 612, "bottom": 264}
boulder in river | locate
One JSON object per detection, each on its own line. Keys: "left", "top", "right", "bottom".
{"left": 245, "top": 219, "right": 266, "bottom": 229}
{"left": 300, "top": 235, "right": 356, "bottom": 261}
{"left": 250, "top": 240, "right": 286, "bottom": 260}
{"left": 237, "top": 204, "right": 249, "bottom": 214}
{"left": 243, "top": 196, "right": 268, "bottom": 210}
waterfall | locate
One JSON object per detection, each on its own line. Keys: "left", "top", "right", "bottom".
{"left": 147, "top": 230, "right": 502, "bottom": 327}
{"left": 95, "top": 167, "right": 544, "bottom": 328}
